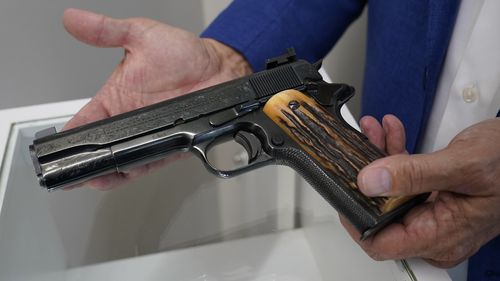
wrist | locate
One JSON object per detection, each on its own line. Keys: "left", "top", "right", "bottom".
{"left": 203, "top": 38, "right": 253, "bottom": 78}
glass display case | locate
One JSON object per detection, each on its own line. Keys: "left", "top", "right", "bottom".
{"left": 0, "top": 94, "right": 451, "bottom": 281}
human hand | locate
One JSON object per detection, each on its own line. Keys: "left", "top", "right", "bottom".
{"left": 341, "top": 115, "right": 500, "bottom": 267}
{"left": 61, "top": 8, "right": 252, "bottom": 189}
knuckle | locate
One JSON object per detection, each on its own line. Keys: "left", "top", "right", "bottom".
{"left": 400, "top": 157, "right": 426, "bottom": 195}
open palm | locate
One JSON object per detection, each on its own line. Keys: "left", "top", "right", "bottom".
{"left": 62, "top": 9, "right": 251, "bottom": 188}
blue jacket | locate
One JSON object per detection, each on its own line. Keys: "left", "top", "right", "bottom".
{"left": 202, "top": 1, "right": 499, "bottom": 280}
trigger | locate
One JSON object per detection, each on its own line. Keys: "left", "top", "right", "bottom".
{"left": 234, "top": 131, "right": 262, "bottom": 163}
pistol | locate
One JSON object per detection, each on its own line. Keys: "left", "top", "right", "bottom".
{"left": 29, "top": 49, "right": 427, "bottom": 239}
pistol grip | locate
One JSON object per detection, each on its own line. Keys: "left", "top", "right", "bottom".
{"left": 263, "top": 89, "right": 428, "bottom": 239}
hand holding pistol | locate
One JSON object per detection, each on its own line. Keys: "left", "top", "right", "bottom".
{"left": 29, "top": 50, "right": 427, "bottom": 239}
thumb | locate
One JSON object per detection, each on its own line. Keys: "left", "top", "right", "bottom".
{"left": 63, "top": 8, "right": 131, "bottom": 48}
{"left": 357, "top": 151, "right": 461, "bottom": 196}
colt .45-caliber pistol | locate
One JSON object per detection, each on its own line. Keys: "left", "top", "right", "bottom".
{"left": 29, "top": 49, "right": 427, "bottom": 239}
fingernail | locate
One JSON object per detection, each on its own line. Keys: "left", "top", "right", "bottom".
{"left": 360, "top": 167, "right": 392, "bottom": 196}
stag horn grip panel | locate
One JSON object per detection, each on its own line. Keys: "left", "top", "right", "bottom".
{"left": 263, "top": 90, "right": 421, "bottom": 236}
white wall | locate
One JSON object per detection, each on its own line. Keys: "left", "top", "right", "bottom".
{"left": 0, "top": 0, "right": 204, "bottom": 109}
{"left": 201, "top": 0, "right": 233, "bottom": 26}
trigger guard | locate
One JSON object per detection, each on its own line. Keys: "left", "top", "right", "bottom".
{"left": 234, "top": 131, "right": 262, "bottom": 163}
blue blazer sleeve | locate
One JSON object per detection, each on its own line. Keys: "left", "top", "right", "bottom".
{"left": 201, "top": 0, "right": 366, "bottom": 71}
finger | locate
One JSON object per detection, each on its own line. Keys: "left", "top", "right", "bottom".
{"left": 341, "top": 204, "right": 438, "bottom": 260}
{"left": 360, "top": 115, "right": 386, "bottom": 151}
{"left": 63, "top": 8, "right": 131, "bottom": 48}
{"left": 357, "top": 196, "right": 482, "bottom": 263}
{"left": 339, "top": 214, "right": 417, "bottom": 261}
{"left": 382, "top": 114, "right": 407, "bottom": 155}
{"left": 357, "top": 150, "right": 461, "bottom": 196}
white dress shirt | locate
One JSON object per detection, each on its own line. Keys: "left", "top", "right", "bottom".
{"left": 419, "top": 1, "right": 500, "bottom": 280}
{"left": 420, "top": 0, "right": 500, "bottom": 154}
